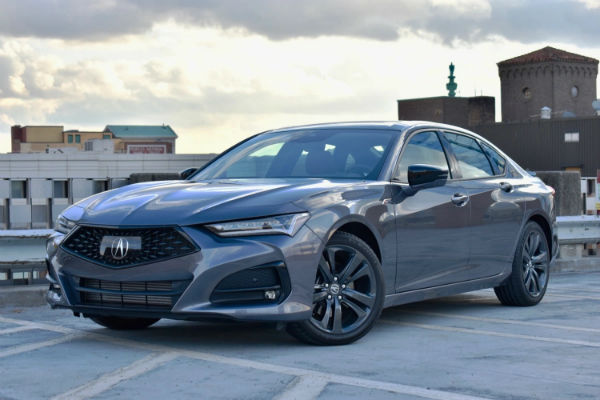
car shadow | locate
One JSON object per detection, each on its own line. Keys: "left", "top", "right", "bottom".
{"left": 86, "top": 291, "right": 502, "bottom": 347}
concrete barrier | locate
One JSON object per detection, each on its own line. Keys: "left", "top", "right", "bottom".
{"left": 536, "top": 171, "right": 582, "bottom": 216}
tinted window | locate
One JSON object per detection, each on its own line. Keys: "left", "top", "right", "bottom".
{"left": 444, "top": 133, "right": 493, "bottom": 179}
{"left": 395, "top": 131, "right": 449, "bottom": 183}
{"left": 193, "top": 129, "right": 396, "bottom": 180}
{"left": 480, "top": 142, "right": 506, "bottom": 175}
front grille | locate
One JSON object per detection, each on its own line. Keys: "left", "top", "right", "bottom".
{"left": 62, "top": 226, "right": 197, "bottom": 267}
{"left": 77, "top": 277, "right": 189, "bottom": 309}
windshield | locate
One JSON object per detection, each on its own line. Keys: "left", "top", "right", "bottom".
{"left": 193, "top": 129, "right": 396, "bottom": 181}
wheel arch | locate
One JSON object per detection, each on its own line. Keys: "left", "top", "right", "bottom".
{"left": 527, "top": 213, "right": 553, "bottom": 256}
{"left": 333, "top": 221, "right": 382, "bottom": 263}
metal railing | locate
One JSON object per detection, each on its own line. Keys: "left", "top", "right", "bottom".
{"left": 556, "top": 216, "right": 600, "bottom": 244}
{"left": 0, "top": 230, "right": 52, "bottom": 285}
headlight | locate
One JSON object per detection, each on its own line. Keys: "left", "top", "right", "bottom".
{"left": 205, "top": 213, "right": 310, "bottom": 237}
{"left": 55, "top": 214, "right": 76, "bottom": 234}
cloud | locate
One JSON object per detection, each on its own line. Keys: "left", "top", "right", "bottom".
{"left": 0, "top": 0, "right": 599, "bottom": 46}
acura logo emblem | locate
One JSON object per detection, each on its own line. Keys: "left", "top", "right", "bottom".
{"left": 110, "top": 238, "right": 129, "bottom": 260}
{"left": 99, "top": 235, "right": 142, "bottom": 260}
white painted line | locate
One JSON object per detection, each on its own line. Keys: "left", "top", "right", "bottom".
{"left": 380, "top": 320, "right": 600, "bottom": 348}
{"left": 1, "top": 316, "right": 493, "bottom": 400}
{"left": 0, "top": 316, "right": 75, "bottom": 334}
{"left": 546, "top": 292, "right": 600, "bottom": 301}
{"left": 0, "top": 333, "right": 85, "bottom": 359}
{"left": 88, "top": 332, "right": 493, "bottom": 400}
{"left": 404, "top": 311, "right": 600, "bottom": 334}
{"left": 51, "top": 352, "right": 179, "bottom": 400}
{"left": 273, "top": 376, "right": 329, "bottom": 400}
{"left": 0, "top": 325, "right": 38, "bottom": 335}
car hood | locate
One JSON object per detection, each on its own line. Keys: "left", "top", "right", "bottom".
{"left": 71, "top": 179, "right": 360, "bottom": 226}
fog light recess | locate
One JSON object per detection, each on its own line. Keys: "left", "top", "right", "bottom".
{"left": 210, "top": 262, "right": 291, "bottom": 306}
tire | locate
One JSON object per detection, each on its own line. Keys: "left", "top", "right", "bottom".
{"left": 89, "top": 315, "right": 160, "bottom": 330}
{"left": 494, "top": 221, "right": 550, "bottom": 306}
{"left": 287, "top": 231, "right": 384, "bottom": 345}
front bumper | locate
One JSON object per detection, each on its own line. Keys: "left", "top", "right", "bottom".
{"left": 46, "top": 225, "right": 323, "bottom": 322}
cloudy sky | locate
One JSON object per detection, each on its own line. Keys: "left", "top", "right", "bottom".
{"left": 1, "top": 0, "right": 599, "bottom": 154}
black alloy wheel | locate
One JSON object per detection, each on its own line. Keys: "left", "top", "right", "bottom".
{"left": 287, "top": 231, "right": 384, "bottom": 345}
{"left": 495, "top": 221, "right": 550, "bottom": 306}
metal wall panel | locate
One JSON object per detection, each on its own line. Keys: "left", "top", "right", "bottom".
{"left": 474, "top": 117, "right": 600, "bottom": 177}
{"left": 0, "top": 179, "right": 9, "bottom": 199}
{"left": 30, "top": 179, "right": 53, "bottom": 199}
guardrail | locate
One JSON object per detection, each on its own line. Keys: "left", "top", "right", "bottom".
{"left": 0, "top": 230, "right": 53, "bottom": 285}
{"left": 0, "top": 217, "right": 599, "bottom": 286}
{"left": 556, "top": 215, "right": 600, "bottom": 244}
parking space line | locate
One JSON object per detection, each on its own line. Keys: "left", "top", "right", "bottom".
{"left": 546, "top": 292, "right": 600, "bottom": 301}
{"left": 0, "top": 316, "right": 75, "bottom": 334}
{"left": 401, "top": 311, "right": 600, "bottom": 333}
{"left": 0, "top": 333, "right": 85, "bottom": 359}
{"left": 0, "top": 316, "right": 494, "bottom": 400}
{"left": 273, "top": 376, "right": 329, "bottom": 400}
{"left": 84, "top": 331, "right": 494, "bottom": 400}
{"left": 0, "top": 325, "right": 38, "bottom": 335}
{"left": 51, "top": 352, "right": 179, "bottom": 400}
{"left": 380, "top": 320, "right": 600, "bottom": 348}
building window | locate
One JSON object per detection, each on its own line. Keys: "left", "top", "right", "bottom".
{"left": 75, "top": 134, "right": 81, "bottom": 143}
{"left": 103, "top": 134, "right": 111, "bottom": 139}
{"left": 10, "top": 181, "right": 27, "bottom": 198}
{"left": 522, "top": 87, "right": 532, "bottom": 99}
{"left": 68, "top": 134, "right": 73, "bottom": 143}
{"left": 587, "top": 179, "right": 595, "bottom": 197}
{"left": 564, "top": 132, "right": 579, "bottom": 143}
{"left": 571, "top": 86, "right": 579, "bottom": 98}
{"left": 93, "top": 180, "right": 107, "bottom": 194}
{"left": 53, "top": 181, "right": 68, "bottom": 198}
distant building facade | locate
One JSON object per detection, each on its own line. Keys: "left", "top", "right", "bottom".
{"left": 0, "top": 152, "right": 213, "bottom": 229}
{"left": 498, "top": 46, "right": 599, "bottom": 122}
{"left": 397, "top": 96, "right": 495, "bottom": 128}
{"left": 10, "top": 124, "right": 178, "bottom": 154}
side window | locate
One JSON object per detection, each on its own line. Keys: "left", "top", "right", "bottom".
{"left": 443, "top": 132, "right": 493, "bottom": 179}
{"left": 480, "top": 142, "right": 506, "bottom": 175}
{"left": 395, "top": 131, "right": 449, "bottom": 183}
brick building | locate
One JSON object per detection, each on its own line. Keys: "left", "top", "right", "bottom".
{"left": 498, "top": 46, "right": 598, "bottom": 122}
{"left": 397, "top": 96, "right": 495, "bottom": 128}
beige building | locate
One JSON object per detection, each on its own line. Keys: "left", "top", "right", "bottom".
{"left": 10, "top": 124, "right": 177, "bottom": 154}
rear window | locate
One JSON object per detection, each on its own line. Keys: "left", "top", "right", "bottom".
{"left": 480, "top": 142, "right": 506, "bottom": 175}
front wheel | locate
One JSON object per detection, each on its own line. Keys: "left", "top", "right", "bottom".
{"left": 287, "top": 231, "right": 384, "bottom": 345}
{"left": 494, "top": 221, "right": 550, "bottom": 306}
{"left": 89, "top": 315, "right": 160, "bottom": 330}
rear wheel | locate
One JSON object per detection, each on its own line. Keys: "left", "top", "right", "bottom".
{"left": 89, "top": 315, "right": 160, "bottom": 330}
{"left": 287, "top": 231, "right": 384, "bottom": 345}
{"left": 494, "top": 221, "right": 550, "bottom": 306}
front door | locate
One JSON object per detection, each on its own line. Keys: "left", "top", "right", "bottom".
{"left": 392, "top": 131, "right": 471, "bottom": 292}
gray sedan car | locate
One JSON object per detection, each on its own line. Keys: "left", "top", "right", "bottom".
{"left": 46, "top": 121, "right": 557, "bottom": 345}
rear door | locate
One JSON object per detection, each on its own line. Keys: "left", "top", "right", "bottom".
{"left": 441, "top": 131, "right": 525, "bottom": 278}
{"left": 392, "top": 130, "right": 472, "bottom": 292}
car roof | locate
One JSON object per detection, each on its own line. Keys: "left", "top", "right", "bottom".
{"left": 264, "top": 121, "right": 474, "bottom": 135}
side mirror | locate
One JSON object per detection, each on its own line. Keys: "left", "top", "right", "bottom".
{"left": 407, "top": 164, "right": 448, "bottom": 186}
{"left": 179, "top": 167, "right": 199, "bottom": 180}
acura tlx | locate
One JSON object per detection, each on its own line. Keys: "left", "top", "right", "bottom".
{"left": 47, "top": 121, "right": 557, "bottom": 345}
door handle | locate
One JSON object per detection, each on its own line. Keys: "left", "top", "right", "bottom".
{"left": 500, "top": 182, "right": 513, "bottom": 192}
{"left": 451, "top": 193, "right": 469, "bottom": 206}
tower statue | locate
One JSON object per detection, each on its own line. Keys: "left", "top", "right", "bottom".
{"left": 446, "top": 63, "right": 457, "bottom": 97}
